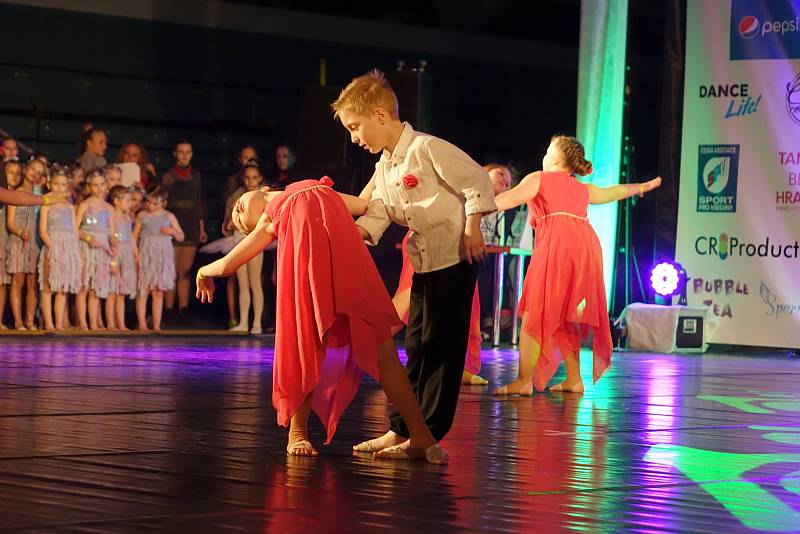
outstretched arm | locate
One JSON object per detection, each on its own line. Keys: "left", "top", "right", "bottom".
{"left": 495, "top": 171, "right": 541, "bottom": 211}
{"left": 0, "top": 187, "right": 69, "bottom": 207}
{"left": 337, "top": 192, "right": 369, "bottom": 216}
{"left": 587, "top": 176, "right": 662, "bottom": 205}
{"left": 196, "top": 213, "right": 275, "bottom": 302}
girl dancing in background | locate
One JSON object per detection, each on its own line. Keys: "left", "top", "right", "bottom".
{"left": 493, "top": 135, "right": 661, "bottom": 395}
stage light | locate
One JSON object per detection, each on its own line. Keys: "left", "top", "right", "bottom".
{"left": 650, "top": 261, "right": 687, "bottom": 299}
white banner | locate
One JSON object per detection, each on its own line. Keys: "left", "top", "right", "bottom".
{"left": 676, "top": 0, "right": 800, "bottom": 348}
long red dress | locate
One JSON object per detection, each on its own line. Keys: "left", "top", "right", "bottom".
{"left": 395, "top": 231, "right": 482, "bottom": 375}
{"left": 518, "top": 171, "right": 613, "bottom": 391}
{"left": 266, "top": 179, "right": 403, "bottom": 443}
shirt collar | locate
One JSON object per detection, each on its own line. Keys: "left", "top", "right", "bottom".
{"left": 382, "top": 122, "right": 415, "bottom": 165}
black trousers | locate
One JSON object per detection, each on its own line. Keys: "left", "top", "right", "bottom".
{"left": 389, "top": 260, "right": 479, "bottom": 441}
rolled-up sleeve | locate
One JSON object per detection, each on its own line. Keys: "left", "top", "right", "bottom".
{"left": 355, "top": 199, "right": 390, "bottom": 245}
{"left": 425, "top": 137, "right": 497, "bottom": 216}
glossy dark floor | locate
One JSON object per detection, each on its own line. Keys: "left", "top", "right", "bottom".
{"left": 1, "top": 338, "right": 799, "bottom": 533}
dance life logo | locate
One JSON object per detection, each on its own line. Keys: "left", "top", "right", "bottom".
{"left": 698, "top": 83, "right": 761, "bottom": 118}
{"left": 697, "top": 145, "right": 738, "bottom": 212}
{"left": 739, "top": 15, "right": 760, "bottom": 39}
{"left": 787, "top": 73, "right": 800, "bottom": 126}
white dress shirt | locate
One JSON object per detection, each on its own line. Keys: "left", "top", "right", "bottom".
{"left": 356, "top": 122, "right": 497, "bottom": 273}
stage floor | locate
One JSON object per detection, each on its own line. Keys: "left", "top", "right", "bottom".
{"left": 0, "top": 338, "right": 798, "bottom": 533}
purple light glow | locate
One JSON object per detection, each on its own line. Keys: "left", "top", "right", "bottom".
{"left": 650, "top": 262, "right": 684, "bottom": 297}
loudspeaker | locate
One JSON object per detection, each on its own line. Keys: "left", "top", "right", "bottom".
{"left": 675, "top": 308, "right": 707, "bottom": 352}
{"left": 621, "top": 303, "right": 708, "bottom": 353}
{"left": 385, "top": 70, "right": 432, "bottom": 132}
{"left": 296, "top": 85, "right": 348, "bottom": 170}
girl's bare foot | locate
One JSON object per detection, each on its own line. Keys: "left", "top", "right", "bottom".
{"left": 287, "top": 430, "right": 318, "bottom": 457}
{"left": 492, "top": 379, "right": 533, "bottom": 396}
{"left": 352, "top": 430, "right": 404, "bottom": 453}
{"left": 549, "top": 381, "right": 584, "bottom": 393}
{"left": 15, "top": 324, "right": 27, "bottom": 331}
{"left": 79, "top": 324, "right": 89, "bottom": 331}
{"left": 462, "top": 371, "right": 489, "bottom": 385}
{"left": 44, "top": 325, "right": 56, "bottom": 332}
{"left": 0, "top": 323, "right": 7, "bottom": 330}
{"left": 90, "top": 325, "right": 105, "bottom": 331}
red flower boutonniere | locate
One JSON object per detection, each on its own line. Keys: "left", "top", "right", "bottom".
{"left": 319, "top": 176, "right": 334, "bottom": 187}
{"left": 402, "top": 174, "right": 419, "bottom": 189}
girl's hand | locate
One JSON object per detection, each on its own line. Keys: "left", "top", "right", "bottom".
{"left": 21, "top": 231, "right": 30, "bottom": 243}
{"left": 159, "top": 226, "right": 173, "bottom": 236}
{"left": 196, "top": 272, "right": 215, "bottom": 303}
{"left": 110, "top": 261, "right": 119, "bottom": 276}
{"left": 133, "top": 249, "right": 139, "bottom": 264}
{"left": 640, "top": 176, "right": 662, "bottom": 197}
{"left": 89, "top": 237, "right": 104, "bottom": 249}
{"left": 199, "top": 228, "right": 208, "bottom": 244}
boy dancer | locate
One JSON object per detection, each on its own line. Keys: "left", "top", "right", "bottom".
{"left": 332, "top": 70, "right": 496, "bottom": 458}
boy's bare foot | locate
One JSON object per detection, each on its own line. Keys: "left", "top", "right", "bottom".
{"left": 492, "top": 380, "right": 533, "bottom": 396}
{"left": 352, "top": 430, "right": 404, "bottom": 453}
{"left": 462, "top": 371, "right": 489, "bottom": 385}
{"left": 549, "top": 381, "right": 585, "bottom": 393}
{"left": 287, "top": 431, "right": 318, "bottom": 457}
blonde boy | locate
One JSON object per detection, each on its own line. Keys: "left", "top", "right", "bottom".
{"left": 333, "top": 69, "right": 496, "bottom": 458}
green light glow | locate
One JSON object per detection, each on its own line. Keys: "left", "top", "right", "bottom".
{"left": 645, "top": 444, "right": 800, "bottom": 532}
{"left": 576, "top": 0, "right": 629, "bottom": 306}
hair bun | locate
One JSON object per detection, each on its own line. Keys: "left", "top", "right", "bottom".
{"left": 575, "top": 160, "right": 593, "bottom": 176}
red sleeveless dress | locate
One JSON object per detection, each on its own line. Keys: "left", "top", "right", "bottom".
{"left": 266, "top": 179, "right": 403, "bottom": 443}
{"left": 395, "top": 231, "right": 482, "bottom": 375}
{"left": 519, "top": 172, "right": 612, "bottom": 391}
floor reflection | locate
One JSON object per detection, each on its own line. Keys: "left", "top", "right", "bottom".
{"left": 0, "top": 338, "right": 798, "bottom": 532}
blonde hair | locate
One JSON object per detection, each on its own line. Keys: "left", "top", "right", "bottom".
{"left": 551, "top": 135, "right": 593, "bottom": 176}
{"left": 331, "top": 69, "right": 399, "bottom": 120}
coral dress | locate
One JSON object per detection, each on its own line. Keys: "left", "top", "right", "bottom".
{"left": 395, "top": 231, "right": 483, "bottom": 375}
{"left": 266, "top": 178, "right": 403, "bottom": 443}
{"left": 519, "top": 171, "right": 612, "bottom": 391}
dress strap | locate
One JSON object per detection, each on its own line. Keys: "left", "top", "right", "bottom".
{"left": 535, "top": 211, "right": 588, "bottom": 223}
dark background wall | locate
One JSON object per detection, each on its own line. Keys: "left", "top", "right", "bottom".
{"left": 0, "top": 0, "right": 679, "bottom": 313}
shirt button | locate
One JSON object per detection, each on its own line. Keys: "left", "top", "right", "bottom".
{"left": 396, "top": 182, "right": 401, "bottom": 187}
{"left": 421, "top": 248, "right": 426, "bottom": 252}
{"left": 477, "top": 193, "right": 481, "bottom": 197}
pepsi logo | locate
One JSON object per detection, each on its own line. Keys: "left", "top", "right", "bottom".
{"left": 739, "top": 16, "right": 760, "bottom": 39}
